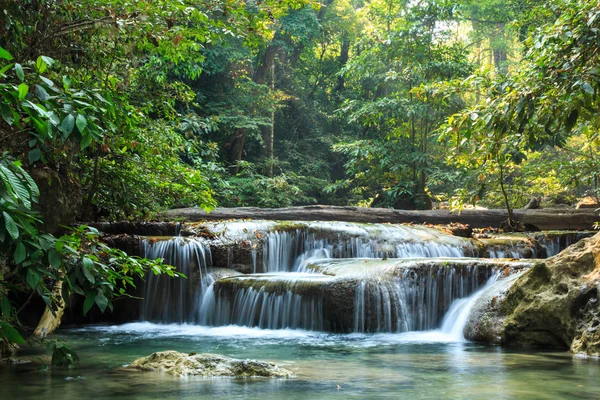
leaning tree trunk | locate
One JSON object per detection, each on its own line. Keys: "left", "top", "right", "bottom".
{"left": 33, "top": 277, "right": 65, "bottom": 338}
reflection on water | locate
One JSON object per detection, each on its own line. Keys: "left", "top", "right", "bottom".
{"left": 1, "top": 323, "right": 599, "bottom": 400}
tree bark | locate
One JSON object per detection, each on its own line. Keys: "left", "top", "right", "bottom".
{"left": 226, "top": 128, "right": 248, "bottom": 175}
{"left": 160, "top": 205, "right": 599, "bottom": 231}
{"left": 33, "top": 277, "right": 65, "bottom": 338}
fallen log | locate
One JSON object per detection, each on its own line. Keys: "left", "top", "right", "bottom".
{"left": 160, "top": 205, "right": 599, "bottom": 231}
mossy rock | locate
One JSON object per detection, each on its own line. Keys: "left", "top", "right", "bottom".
{"left": 129, "top": 350, "right": 293, "bottom": 378}
{"left": 467, "top": 233, "right": 600, "bottom": 356}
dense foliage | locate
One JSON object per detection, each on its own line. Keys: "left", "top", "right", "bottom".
{"left": 1, "top": 0, "right": 599, "bottom": 356}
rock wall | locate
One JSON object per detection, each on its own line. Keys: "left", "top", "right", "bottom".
{"left": 466, "top": 232, "right": 600, "bottom": 356}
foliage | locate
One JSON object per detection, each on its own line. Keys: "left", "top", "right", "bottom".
{"left": 441, "top": 0, "right": 600, "bottom": 222}
{"left": 0, "top": 154, "right": 180, "bottom": 348}
{"left": 216, "top": 161, "right": 316, "bottom": 208}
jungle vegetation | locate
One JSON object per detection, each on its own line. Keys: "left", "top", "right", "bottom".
{"left": 1, "top": 0, "right": 599, "bottom": 355}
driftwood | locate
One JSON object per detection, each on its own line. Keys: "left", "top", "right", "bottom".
{"left": 160, "top": 205, "right": 599, "bottom": 231}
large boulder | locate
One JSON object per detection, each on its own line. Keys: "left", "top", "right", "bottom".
{"left": 128, "top": 351, "right": 293, "bottom": 378}
{"left": 466, "top": 232, "right": 600, "bottom": 356}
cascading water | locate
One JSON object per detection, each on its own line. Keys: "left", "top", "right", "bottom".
{"left": 257, "top": 223, "right": 475, "bottom": 273}
{"left": 135, "top": 220, "right": 583, "bottom": 337}
{"left": 200, "top": 273, "right": 327, "bottom": 330}
{"left": 353, "top": 264, "right": 490, "bottom": 333}
{"left": 140, "top": 237, "right": 212, "bottom": 323}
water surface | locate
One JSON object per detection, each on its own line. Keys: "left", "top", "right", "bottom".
{"left": 1, "top": 323, "right": 598, "bottom": 400}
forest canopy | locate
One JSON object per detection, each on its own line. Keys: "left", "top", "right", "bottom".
{"left": 1, "top": 0, "right": 599, "bottom": 219}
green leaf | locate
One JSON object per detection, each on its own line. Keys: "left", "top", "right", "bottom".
{"left": 0, "top": 46, "right": 13, "bottom": 61}
{"left": 35, "top": 56, "right": 47, "bottom": 74}
{"left": 1, "top": 296, "right": 11, "bottom": 318}
{"left": 60, "top": 114, "right": 75, "bottom": 136}
{"left": 0, "top": 63, "right": 14, "bottom": 76}
{"left": 18, "top": 83, "right": 29, "bottom": 100}
{"left": 14, "top": 242, "right": 26, "bottom": 264}
{"left": 0, "top": 321, "right": 25, "bottom": 345}
{"left": 0, "top": 164, "right": 32, "bottom": 207}
{"left": 28, "top": 148, "right": 42, "bottom": 165}
{"left": 82, "top": 258, "right": 95, "bottom": 284}
{"left": 83, "top": 292, "right": 95, "bottom": 316}
{"left": 34, "top": 84, "right": 50, "bottom": 101}
{"left": 40, "top": 76, "right": 54, "bottom": 87}
{"left": 48, "top": 249, "right": 61, "bottom": 269}
{"left": 26, "top": 268, "right": 40, "bottom": 289}
{"left": 14, "top": 63, "right": 24, "bottom": 82}
{"left": 2, "top": 211, "right": 19, "bottom": 239}
{"left": 76, "top": 114, "right": 87, "bottom": 133}
{"left": 0, "top": 104, "right": 14, "bottom": 125}
{"left": 95, "top": 292, "right": 109, "bottom": 313}
{"left": 80, "top": 133, "right": 93, "bottom": 150}
{"left": 62, "top": 76, "right": 71, "bottom": 90}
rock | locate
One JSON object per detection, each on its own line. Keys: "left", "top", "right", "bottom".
{"left": 523, "top": 197, "right": 542, "bottom": 210}
{"left": 467, "top": 233, "right": 600, "bottom": 356}
{"left": 128, "top": 351, "right": 293, "bottom": 378}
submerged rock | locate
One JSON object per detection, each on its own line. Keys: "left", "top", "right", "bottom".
{"left": 467, "top": 233, "right": 600, "bottom": 356}
{"left": 128, "top": 351, "right": 293, "bottom": 378}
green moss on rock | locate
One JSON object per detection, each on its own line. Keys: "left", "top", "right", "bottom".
{"left": 128, "top": 350, "right": 293, "bottom": 378}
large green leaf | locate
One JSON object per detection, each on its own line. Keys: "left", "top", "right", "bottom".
{"left": 14, "top": 242, "right": 26, "bottom": 264}
{"left": 95, "top": 291, "right": 109, "bottom": 313}
{"left": 48, "top": 249, "right": 61, "bottom": 269}
{"left": 0, "top": 321, "right": 25, "bottom": 344}
{"left": 2, "top": 211, "right": 19, "bottom": 239}
{"left": 0, "top": 295, "right": 11, "bottom": 318}
{"left": 60, "top": 114, "right": 75, "bottom": 136}
{"left": 26, "top": 268, "right": 40, "bottom": 289}
{"left": 0, "top": 164, "right": 33, "bottom": 207}
{"left": 83, "top": 292, "right": 95, "bottom": 316}
{"left": 17, "top": 83, "right": 28, "bottom": 100}
{"left": 14, "top": 63, "right": 24, "bottom": 82}
{"left": 76, "top": 113, "right": 87, "bottom": 133}
{"left": 28, "top": 148, "right": 42, "bottom": 165}
{"left": 0, "top": 46, "right": 13, "bottom": 61}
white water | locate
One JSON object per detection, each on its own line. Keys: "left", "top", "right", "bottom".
{"left": 136, "top": 221, "right": 563, "bottom": 331}
{"left": 440, "top": 273, "right": 500, "bottom": 341}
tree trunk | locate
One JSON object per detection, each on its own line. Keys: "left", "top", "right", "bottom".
{"left": 227, "top": 128, "right": 248, "bottom": 175}
{"left": 33, "top": 278, "right": 65, "bottom": 338}
{"left": 336, "top": 34, "right": 350, "bottom": 92}
{"left": 160, "top": 205, "right": 599, "bottom": 231}
{"left": 493, "top": 23, "right": 508, "bottom": 74}
{"left": 263, "top": 63, "right": 275, "bottom": 177}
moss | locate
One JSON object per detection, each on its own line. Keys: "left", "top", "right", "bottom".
{"left": 129, "top": 351, "right": 293, "bottom": 378}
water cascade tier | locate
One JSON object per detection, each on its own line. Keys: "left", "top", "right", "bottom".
{"left": 202, "top": 258, "right": 533, "bottom": 333}
{"left": 131, "top": 220, "right": 587, "bottom": 334}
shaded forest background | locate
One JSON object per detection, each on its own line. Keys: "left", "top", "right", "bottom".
{"left": 1, "top": 0, "right": 599, "bottom": 222}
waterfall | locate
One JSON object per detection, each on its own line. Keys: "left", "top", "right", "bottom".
{"left": 134, "top": 220, "right": 582, "bottom": 333}
{"left": 352, "top": 264, "right": 491, "bottom": 333}
{"left": 200, "top": 273, "right": 327, "bottom": 330}
{"left": 440, "top": 273, "right": 500, "bottom": 340}
{"left": 140, "top": 237, "right": 212, "bottom": 323}
{"left": 258, "top": 223, "right": 474, "bottom": 273}
{"left": 200, "top": 263, "right": 501, "bottom": 333}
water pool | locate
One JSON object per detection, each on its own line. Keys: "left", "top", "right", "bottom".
{"left": 1, "top": 323, "right": 598, "bottom": 400}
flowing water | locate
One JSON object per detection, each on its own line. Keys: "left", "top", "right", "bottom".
{"left": 1, "top": 324, "right": 600, "bottom": 400}
{"left": 1, "top": 222, "right": 597, "bottom": 399}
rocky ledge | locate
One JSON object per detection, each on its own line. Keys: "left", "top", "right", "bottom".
{"left": 128, "top": 350, "right": 293, "bottom": 378}
{"left": 465, "top": 232, "right": 600, "bottom": 356}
